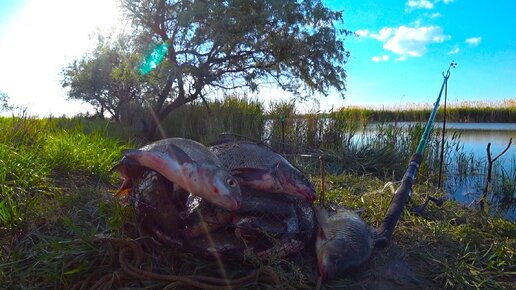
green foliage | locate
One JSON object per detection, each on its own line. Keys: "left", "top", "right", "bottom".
{"left": 0, "top": 91, "right": 14, "bottom": 112}
{"left": 0, "top": 118, "right": 53, "bottom": 232}
{"left": 61, "top": 33, "right": 164, "bottom": 124}
{"left": 124, "top": 0, "right": 349, "bottom": 97}
{"left": 160, "top": 95, "right": 266, "bottom": 143}
{"left": 42, "top": 130, "right": 125, "bottom": 182}
{"left": 49, "top": 117, "right": 138, "bottom": 143}
{"left": 321, "top": 174, "right": 515, "bottom": 289}
{"left": 64, "top": 0, "right": 351, "bottom": 139}
{"left": 0, "top": 116, "right": 514, "bottom": 289}
{"left": 335, "top": 100, "right": 516, "bottom": 123}
{"left": 266, "top": 100, "right": 298, "bottom": 151}
{"left": 0, "top": 117, "right": 127, "bottom": 235}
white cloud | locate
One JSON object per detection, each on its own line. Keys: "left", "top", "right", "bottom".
{"left": 372, "top": 55, "right": 389, "bottom": 62}
{"left": 370, "top": 28, "right": 393, "bottom": 41}
{"left": 406, "top": 0, "right": 434, "bottom": 10}
{"left": 443, "top": 0, "right": 454, "bottom": 4}
{"left": 465, "top": 37, "right": 482, "bottom": 46}
{"left": 355, "top": 29, "right": 369, "bottom": 37}
{"left": 448, "top": 46, "right": 460, "bottom": 55}
{"left": 366, "top": 25, "right": 450, "bottom": 60}
{"left": 395, "top": 55, "right": 407, "bottom": 62}
{"left": 429, "top": 12, "right": 442, "bottom": 18}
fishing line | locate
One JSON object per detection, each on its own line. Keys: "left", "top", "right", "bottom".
{"left": 437, "top": 73, "right": 449, "bottom": 189}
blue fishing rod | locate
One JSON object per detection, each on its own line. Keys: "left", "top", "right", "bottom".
{"left": 376, "top": 62, "right": 457, "bottom": 245}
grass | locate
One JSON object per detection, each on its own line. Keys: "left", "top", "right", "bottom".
{"left": 321, "top": 174, "right": 515, "bottom": 289}
{"left": 0, "top": 115, "right": 514, "bottom": 289}
{"left": 333, "top": 99, "right": 516, "bottom": 123}
{"left": 159, "top": 95, "right": 266, "bottom": 144}
{"left": 0, "top": 116, "right": 128, "bottom": 237}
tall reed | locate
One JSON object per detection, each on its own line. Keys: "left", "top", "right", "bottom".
{"left": 335, "top": 99, "right": 516, "bottom": 123}
{"left": 160, "top": 95, "right": 265, "bottom": 144}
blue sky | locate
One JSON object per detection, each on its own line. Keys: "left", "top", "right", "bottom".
{"left": 325, "top": 0, "right": 516, "bottom": 109}
{"left": 0, "top": 0, "right": 515, "bottom": 116}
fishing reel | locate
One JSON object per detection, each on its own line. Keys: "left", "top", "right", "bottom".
{"left": 410, "top": 193, "right": 445, "bottom": 215}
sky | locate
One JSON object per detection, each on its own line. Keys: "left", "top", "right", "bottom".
{"left": 0, "top": 0, "right": 515, "bottom": 116}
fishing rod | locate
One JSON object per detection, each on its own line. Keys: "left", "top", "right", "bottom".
{"left": 376, "top": 62, "right": 457, "bottom": 246}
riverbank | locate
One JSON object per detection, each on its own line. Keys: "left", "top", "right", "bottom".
{"left": 329, "top": 99, "right": 516, "bottom": 123}
{"left": 0, "top": 117, "right": 514, "bottom": 289}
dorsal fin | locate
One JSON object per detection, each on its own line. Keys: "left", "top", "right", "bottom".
{"left": 122, "top": 143, "right": 193, "bottom": 167}
{"left": 164, "top": 143, "right": 194, "bottom": 164}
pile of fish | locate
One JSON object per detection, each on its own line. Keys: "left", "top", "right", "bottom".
{"left": 114, "top": 137, "right": 376, "bottom": 280}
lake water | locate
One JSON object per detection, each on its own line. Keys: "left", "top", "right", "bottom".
{"left": 366, "top": 122, "right": 515, "bottom": 219}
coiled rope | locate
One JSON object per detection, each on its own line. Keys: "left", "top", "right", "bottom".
{"left": 71, "top": 236, "right": 312, "bottom": 289}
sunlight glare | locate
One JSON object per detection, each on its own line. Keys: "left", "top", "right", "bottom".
{"left": 0, "top": 0, "right": 125, "bottom": 116}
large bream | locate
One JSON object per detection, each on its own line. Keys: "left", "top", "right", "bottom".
{"left": 209, "top": 141, "right": 317, "bottom": 202}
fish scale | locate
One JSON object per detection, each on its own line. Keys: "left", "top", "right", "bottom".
{"left": 210, "top": 141, "right": 317, "bottom": 202}
{"left": 115, "top": 138, "right": 241, "bottom": 211}
{"left": 316, "top": 207, "right": 374, "bottom": 280}
{"left": 142, "top": 138, "right": 223, "bottom": 166}
{"left": 210, "top": 141, "right": 282, "bottom": 171}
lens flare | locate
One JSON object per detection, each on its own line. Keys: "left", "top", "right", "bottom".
{"left": 139, "top": 43, "right": 169, "bottom": 75}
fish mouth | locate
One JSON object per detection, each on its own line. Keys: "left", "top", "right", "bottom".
{"left": 228, "top": 198, "right": 241, "bottom": 211}
{"left": 210, "top": 196, "right": 241, "bottom": 211}
{"left": 287, "top": 186, "right": 317, "bottom": 202}
{"left": 298, "top": 181, "right": 317, "bottom": 202}
{"left": 280, "top": 174, "right": 317, "bottom": 202}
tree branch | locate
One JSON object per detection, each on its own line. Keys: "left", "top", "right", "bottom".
{"left": 492, "top": 138, "right": 512, "bottom": 163}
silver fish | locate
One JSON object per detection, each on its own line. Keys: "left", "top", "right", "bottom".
{"left": 115, "top": 138, "right": 241, "bottom": 211}
{"left": 209, "top": 141, "right": 316, "bottom": 202}
{"left": 315, "top": 206, "right": 374, "bottom": 280}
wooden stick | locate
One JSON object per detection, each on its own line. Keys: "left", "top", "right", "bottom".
{"left": 480, "top": 138, "right": 512, "bottom": 210}
{"left": 319, "top": 155, "right": 326, "bottom": 208}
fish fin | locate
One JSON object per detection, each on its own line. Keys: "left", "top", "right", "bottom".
{"left": 165, "top": 143, "right": 194, "bottom": 164}
{"left": 231, "top": 168, "right": 271, "bottom": 180}
{"left": 123, "top": 145, "right": 193, "bottom": 167}
{"left": 354, "top": 207, "right": 366, "bottom": 214}
{"left": 114, "top": 177, "right": 133, "bottom": 197}
{"left": 115, "top": 187, "right": 132, "bottom": 197}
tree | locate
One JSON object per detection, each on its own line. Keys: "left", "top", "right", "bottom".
{"left": 0, "top": 91, "right": 14, "bottom": 113}
{"left": 121, "top": 0, "right": 350, "bottom": 139}
{"left": 61, "top": 33, "right": 168, "bottom": 124}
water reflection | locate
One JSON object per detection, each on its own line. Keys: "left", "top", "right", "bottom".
{"left": 362, "top": 122, "right": 515, "bottom": 220}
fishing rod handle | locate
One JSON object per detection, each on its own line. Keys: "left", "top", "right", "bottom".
{"left": 377, "top": 153, "right": 423, "bottom": 246}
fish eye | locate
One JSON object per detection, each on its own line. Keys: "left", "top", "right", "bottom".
{"left": 226, "top": 177, "right": 237, "bottom": 188}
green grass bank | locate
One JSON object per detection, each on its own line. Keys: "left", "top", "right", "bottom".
{"left": 0, "top": 116, "right": 514, "bottom": 289}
